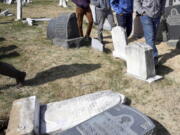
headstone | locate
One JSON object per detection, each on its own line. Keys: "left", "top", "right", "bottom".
{"left": 53, "top": 104, "right": 155, "bottom": 135}
{"left": 47, "top": 12, "right": 83, "bottom": 48}
{"left": 40, "top": 90, "right": 126, "bottom": 134}
{"left": 130, "top": 13, "right": 144, "bottom": 38}
{"left": 126, "top": 42, "right": 162, "bottom": 83}
{"left": 59, "top": 0, "right": 68, "bottom": 7}
{"left": 16, "top": 0, "right": 22, "bottom": 20}
{"left": 164, "top": 0, "right": 180, "bottom": 47}
{"left": 91, "top": 38, "right": 104, "bottom": 52}
{"left": 90, "top": 4, "right": 97, "bottom": 24}
{"left": 111, "top": 26, "right": 127, "bottom": 60}
{"left": 6, "top": 96, "right": 40, "bottom": 135}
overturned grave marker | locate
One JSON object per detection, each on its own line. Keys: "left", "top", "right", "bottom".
{"left": 7, "top": 90, "right": 156, "bottom": 135}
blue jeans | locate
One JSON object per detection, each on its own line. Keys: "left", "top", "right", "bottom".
{"left": 116, "top": 13, "right": 132, "bottom": 37}
{"left": 140, "top": 15, "right": 160, "bottom": 59}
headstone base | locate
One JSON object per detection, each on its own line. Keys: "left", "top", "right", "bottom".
{"left": 112, "top": 50, "right": 126, "bottom": 60}
{"left": 167, "top": 40, "right": 180, "bottom": 48}
{"left": 127, "top": 73, "right": 163, "bottom": 83}
{"left": 52, "top": 37, "right": 84, "bottom": 48}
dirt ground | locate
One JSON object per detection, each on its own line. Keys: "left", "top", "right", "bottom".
{"left": 0, "top": 0, "right": 180, "bottom": 135}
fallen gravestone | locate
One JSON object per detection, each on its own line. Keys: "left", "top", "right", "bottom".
{"left": 126, "top": 42, "right": 162, "bottom": 83}
{"left": 111, "top": 26, "right": 127, "bottom": 60}
{"left": 54, "top": 104, "right": 155, "bottom": 135}
{"left": 47, "top": 12, "right": 83, "bottom": 48}
{"left": 6, "top": 96, "right": 40, "bottom": 135}
{"left": 7, "top": 90, "right": 156, "bottom": 135}
{"left": 40, "top": 90, "right": 126, "bottom": 134}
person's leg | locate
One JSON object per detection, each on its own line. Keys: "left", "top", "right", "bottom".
{"left": 116, "top": 14, "right": 126, "bottom": 28}
{"left": 140, "top": 15, "right": 158, "bottom": 64}
{"left": 107, "top": 11, "right": 116, "bottom": 28}
{"left": 85, "top": 7, "right": 93, "bottom": 37}
{"left": 76, "top": 7, "right": 85, "bottom": 37}
{"left": 126, "top": 14, "right": 133, "bottom": 37}
{"left": 0, "top": 62, "right": 26, "bottom": 85}
{"left": 97, "top": 13, "right": 106, "bottom": 42}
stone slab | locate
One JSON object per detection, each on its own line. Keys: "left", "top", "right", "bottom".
{"left": 6, "top": 96, "right": 40, "bottom": 135}
{"left": 111, "top": 26, "right": 127, "bottom": 60}
{"left": 126, "top": 42, "right": 156, "bottom": 80}
{"left": 167, "top": 40, "right": 180, "bottom": 48}
{"left": 40, "top": 90, "right": 126, "bottom": 134}
{"left": 91, "top": 38, "right": 104, "bottom": 52}
{"left": 52, "top": 37, "right": 83, "bottom": 48}
{"left": 52, "top": 104, "right": 155, "bottom": 135}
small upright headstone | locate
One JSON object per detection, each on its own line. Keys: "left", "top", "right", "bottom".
{"left": 58, "top": 104, "right": 155, "bottom": 135}
{"left": 90, "top": 4, "right": 97, "bottom": 24}
{"left": 16, "top": 0, "right": 22, "bottom": 20}
{"left": 111, "top": 26, "right": 127, "bottom": 60}
{"left": 126, "top": 42, "right": 162, "bottom": 83}
{"left": 59, "top": 0, "right": 68, "bottom": 7}
{"left": 47, "top": 13, "right": 83, "bottom": 48}
{"left": 91, "top": 38, "right": 104, "bottom": 52}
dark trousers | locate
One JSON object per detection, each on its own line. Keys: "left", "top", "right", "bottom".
{"left": 76, "top": 6, "right": 93, "bottom": 37}
{"left": 98, "top": 10, "right": 115, "bottom": 42}
{"left": 116, "top": 13, "right": 132, "bottom": 37}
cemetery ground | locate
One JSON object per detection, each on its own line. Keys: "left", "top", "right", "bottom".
{"left": 0, "top": 0, "right": 180, "bottom": 135}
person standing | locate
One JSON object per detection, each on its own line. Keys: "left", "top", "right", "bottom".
{"left": 135, "top": 0, "right": 165, "bottom": 66}
{"left": 72, "top": 0, "right": 93, "bottom": 39}
{"left": 92, "top": 0, "right": 116, "bottom": 43}
{"left": 110, "top": 0, "right": 133, "bottom": 37}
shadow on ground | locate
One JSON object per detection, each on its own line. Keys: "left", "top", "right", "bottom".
{"left": 0, "top": 45, "right": 19, "bottom": 59}
{"left": 0, "top": 37, "right": 6, "bottom": 42}
{"left": 156, "top": 65, "right": 173, "bottom": 76}
{"left": 159, "top": 49, "right": 180, "bottom": 64}
{"left": 26, "top": 63, "right": 101, "bottom": 86}
{"left": 150, "top": 118, "right": 171, "bottom": 135}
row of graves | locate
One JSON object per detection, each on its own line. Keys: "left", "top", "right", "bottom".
{"left": 2, "top": 0, "right": 179, "bottom": 135}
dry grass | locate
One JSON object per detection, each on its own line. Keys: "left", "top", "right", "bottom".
{"left": 0, "top": 0, "right": 180, "bottom": 134}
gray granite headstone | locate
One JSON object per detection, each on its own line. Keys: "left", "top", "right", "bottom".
{"left": 52, "top": 104, "right": 155, "bottom": 135}
{"left": 47, "top": 12, "right": 83, "bottom": 48}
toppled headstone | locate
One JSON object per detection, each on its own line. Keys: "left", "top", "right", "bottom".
{"left": 47, "top": 12, "right": 83, "bottom": 48}
{"left": 126, "top": 42, "right": 162, "bottom": 83}
{"left": 6, "top": 96, "right": 40, "bottom": 135}
{"left": 58, "top": 104, "right": 155, "bottom": 135}
{"left": 0, "top": 9, "right": 13, "bottom": 16}
{"left": 22, "top": 18, "right": 51, "bottom": 26}
{"left": 91, "top": 38, "right": 104, "bottom": 52}
{"left": 111, "top": 26, "right": 127, "bottom": 60}
{"left": 40, "top": 90, "right": 126, "bottom": 134}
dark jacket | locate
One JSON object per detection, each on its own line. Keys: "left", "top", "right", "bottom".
{"left": 135, "top": 0, "right": 165, "bottom": 18}
{"left": 72, "top": 0, "right": 90, "bottom": 8}
{"left": 110, "top": 0, "right": 133, "bottom": 14}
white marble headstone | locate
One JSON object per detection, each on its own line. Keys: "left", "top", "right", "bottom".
{"left": 40, "top": 90, "right": 126, "bottom": 134}
{"left": 91, "top": 38, "right": 104, "bottom": 52}
{"left": 111, "top": 26, "right": 127, "bottom": 60}
{"left": 126, "top": 42, "right": 162, "bottom": 83}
